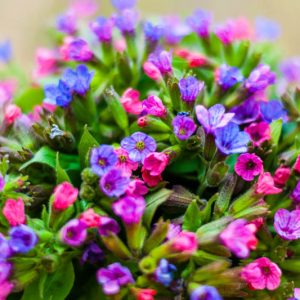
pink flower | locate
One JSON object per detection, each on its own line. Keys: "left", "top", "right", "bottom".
{"left": 0, "top": 79, "right": 17, "bottom": 105}
{"left": 143, "top": 152, "right": 169, "bottom": 176}
{"left": 53, "top": 182, "right": 78, "bottom": 211}
{"left": 69, "top": 0, "right": 98, "bottom": 18}
{"left": 294, "top": 155, "right": 300, "bottom": 174}
{"left": 170, "top": 231, "right": 198, "bottom": 253}
{"left": 113, "top": 38, "right": 126, "bottom": 53}
{"left": 255, "top": 172, "right": 282, "bottom": 195}
{"left": 216, "top": 21, "right": 235, "bottom": 44}
{"left": 142, "top": 95, "right": 167, "bottom": 117}
{"left": 245, "top": 121, "right": 271, "bottom": 147}
{"left": 4, "top": 104, "right": 21, "bottom": 125}
{"left": 175, "top": 48, "right": 207, "bottom": 68}
{"left": 120, "top": 88, "right": 143, "bottom": 115}
{"left": 0, "top": 281, "right": 13, "bottom": 300}
{"left": 143, "top": 61, "right": 162, "bottom": 81}
{"left": 248, "top": 217, "right": 264, "bottom": 231}
{"left": 115, "top": 148, "right": 138, "bottom": 176}
{"left": 126, "top": 179, "right": 148, "bottom": 197}
{"left": 232, "top": 17, "right": 254, "bottom": 40}
{"left": 241, "top": 257, "right": 281, "bottom": 290}
{"left": 3, "top": 198, "right": 26, "bottom": 226}
{"left": 142, "top": 169, "right": 162, "bottom": 187}
{"left": 274, "top": 166, "right": 291, "bottom": 186}
{"left": 234, "top": 153, "right": 263, "bottom": 181}
{"left": 33, "top": 48, "right": 58, "bottom": 78}
{"left": 220, "top": 219, "right": 258, "bottom": 258}
{"left": 79, "top": 208, "right": 102, "bottom": 227}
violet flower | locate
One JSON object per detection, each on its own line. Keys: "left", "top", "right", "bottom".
{"left": 0, "top": 261, "right": 12, "bottom": 283}
{"left": 8, "top": 225, "right": 38, "bottom": 254}
{"left": 98, "top": 216, "right": 120, "bottom": 236}
{"left": 144, "top": 21, "right": 164, "bottom": 43}
{"left": 255, "top": 17, "right": 280, "bottom": 41}
{"left": 155, "top": 259, "right": 177, "bottom": 287}
{"left": 97, "top": 262, "right": 134, "bottom": 295}
{"left": 260, "top": 100, "right": 287, "bottom": 123}
{"left": 115, "top": 9, "right": 138, "bottom": 35}
{"left": 60, "top": 219, "right": 87, "bottom": 247}
{"left": 60, "top": 38, "right": 93, "bottom": 62}
{"left": 0, "top": 234, "right": 12, "bottom": 259}
{"left": 90, "top": 145, "right": 118, "bottom": 176}
{"left": 274, "top": 209, "right": 300, "bottom": 240}
{"left": 162, "top": 16, "right": 190, "bottom": 45}
{"left": 172, "top": 115, "right": 196, "bottom": 140}
{"left": 112, "top": 196, "right": 145, "bottom": 224}
{"left": 291, "top": 181, "right": 300, "bottom": 203}
{"left": 121, "top": 132, "right": 157, "bottom": 163}
{"left": 215, "top": 21, "right": 235, "bottom": 44}
{"left": 216, "top": 64, "right": 244, "bottom": 90}
{"left": 148, "top": 50, "right": 172, "bottom": 75}
{"left": 190, "top": 286, "right": 222, "bottom": 300}
{"left": 215, "top": 122, "right": 250, "bottom": 155}
{"left": 186, "top": 10, "right": 212, "bottom": 38}
{"left": 280, "top": 57, "right": 300, "bottom": 83}
{"left": 81, "top": 243, "right": 104, "bottom": 264}
{"left": 90, "top": 17, "right": 115, "bottom": 43}
{"left": 230, "top": 99, "right": 260, "bottom": 125}
{"left": 196, "top": 104, "right": 234, "bottom": 135}
{"left": 111, "top": 0, "right": 136, "bottom": 11}
{"left": 56, "top": 13, "right": 77, "bottom": 35}
{"left": 178, "top": 76, "right": 204, "bottom": 102}
{"left": 100, "top": 168, "right": 130, "bottom": 197}
{"left": 244, "top": 121, "right": 271, "bottom": 147}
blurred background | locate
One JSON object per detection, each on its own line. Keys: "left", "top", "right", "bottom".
{"left": 0, "top": 0, "right": 299, "bottom": 72}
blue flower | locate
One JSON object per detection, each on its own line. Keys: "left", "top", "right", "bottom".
{"left": 0, "top": 40, "right": 12, "bottom": 63}
{"left": 190, "top": 286, "right": 223, "bottom": 300}
{"left": 215, "top": 122, "right": 250, "bottom": 155}
{"left": 90, "top": 145, "right": 118, "bottom": 176}
{"left": 144, "top": 21, "right": 164, "bottom": 43}
{"left": 155, "top": 259, "right": 177, "bottom": 287}
{"left": 255, "top": 17, "right": 280, "bottom": 41}
{"left": 62, "top": 65, "right": 94, "bottom": 95}
{"left": 230, "top": 99, "right": 260, "bottom": 125}
{"left": 217, "top": 64, "right": 244, "bottom": 90}
{"left": 260, "top": 100, "right": 287, "bottom": 123}
{"left": 44, "top": 80, "right": 72, "bottom": 107}
{"left": 8, "top": 225, "right": 38, "bottom": 254}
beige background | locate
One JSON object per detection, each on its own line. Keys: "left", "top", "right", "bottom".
{"left": 0, "top": 0, "right": 299, "bottom": 72}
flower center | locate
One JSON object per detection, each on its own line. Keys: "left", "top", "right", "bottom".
{"left": 247, "top": 160, "right": 255, "bottom": 170}
{"left": 98, "top": 159, "right": 106, "bottom": 166}
{"left": 119, "top": 155, "right": 127, "bottom": 163}
{"left": 262, "top": 266, "right": 271, "bottom": 275}
{"left": 179, "top": 128, "right": 186, "bottom": 135}
{"left": 105, "top": 184, "right": 111, "bottom": 191}
{"left": 136, "top": 141, "right": 145, "bottom": 150}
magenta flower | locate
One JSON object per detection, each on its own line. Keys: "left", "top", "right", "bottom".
{"left": 143, "top": 152, "right": 169, "bottom": 176}
{"left": 255, "top": 172, "right": 282, "bottom": 195}
{"left": 274, "top": 166, "right": 291, "bottom": 186}
{"left": 170, "top": 231, "right": 198, "bottom": 254}
{"left": 115, "top": 148, "right": 138, "bottom": 177}
{"left": 53, "top": 182, "right": 78, "bottom": 211}
{"left": 172, "top": 115, "right": 196, "bottom": 140}
{"left": 98, "top": 217, "right": 120, "bottom": 236}
{"left": 220, "top": 219, "right": 258, "bottom": 258}
{"left": 148, "top": 50, "right": 172, "bottom": 75}
{"left": 215, "top": 21, "right": 235, "bottom": 44}
{"left": 121, "top": 132, "right": 157, "bottom": 163}
{"left": 142, "top": 95, "right": 167, "bottom": 117}
{"left": 274, "top": 209, "right": 300, "bottom": 240}
{"left": 60, "top": 219, "right": 87, "bottom": 247}
{"left": 79, "top": 208, "right": 102, "bottom": 228}
{"left": 112, "top": 196, "right": 145, "bottom": 224}
{"left": 234, "top": 153, "right": 263, "bottom": 181}
{"left": 178, "top": 76, "right": 204, "bottom": 103}
{"left": 120, "top": 88, "right": 142, "bottom": 115}
{"left": 97, "top": 263, "right": 134, "bottom": 295}
{"left": 0, "top": 281, "right": 13, "bottom": 300}
{"left": 3, "top": 198, "right": 26, "bottom": 226}
{"left": 100, "top": 168, "right": 130, "bottom": 197}
{"left": 126, "top": 179, "right": 148, "bottom": 197}
{"left": 90, "top": 17, "right": 114, "bottom": 43}
{"left": 196, "top": 104, "right": 234, "bottom": 135}
{"left": 245, "top": 121, "right": 271, "bottom": 147}
{"left": 241, "top": 257, "right": 281, "bottom": 290}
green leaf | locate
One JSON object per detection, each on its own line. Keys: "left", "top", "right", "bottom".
{"left": 15, "top": 87, "right": 44, "bottom": 113}
{"left": 56, "top": 153, "right": 71, "bottom": 184}
{"left": 182, "top": 200, "right": 202, "bottom": 232}
{"left": 270, "top": 119, "right": 283, "bottom": 145}
{"left": 143, "top": 188, "right": 173, "bottom": 228}
{"left": 20, "top": 146, "right": 80, "bottom": 172}
{"left": 78, "top": 125, "right": 99, "bottom": 168}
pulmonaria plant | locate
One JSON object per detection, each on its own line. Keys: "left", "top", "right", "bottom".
{"left": 0, "top": 0, "right": 300, "bottom": 299}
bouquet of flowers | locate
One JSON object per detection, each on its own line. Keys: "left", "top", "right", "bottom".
{"left": 1, "top": 0, "right": 300, "bottom": 299}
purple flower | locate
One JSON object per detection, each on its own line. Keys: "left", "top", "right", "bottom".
{"left": 8, "top": 225, "right": 38, "bottom": 254}
{"left": 215, "top": 122, "right": 250, "bottom": 155}
{"left": 61, "top": 38, "right": 93, "bottom": 62}
{"left": 190, "top": 286, "right": 222, "bottom": 300}
{"left": 196, "top": 104, "right": 234, "bottom": 134}
{"left": 255, "top": 17, "right": 280, "bottom": 41}
{"left": 0, "top": 234, "right": 12, "bottom": 259}
{"left": 0, "top": 261, "right": 12, "bottom": 283}
{"left": 97, "top": 262, "right": 134, "bottom": 295}
{"left": 111, "top": 0, "right": 136, "bottom": 11}
{"left": 186, "top": 10, "right": 212, "bottom": 38}
{"left": 98, "top": 217, "right": 120, "bottom": 236}
{"left": 81, "top": 243, "right": 104, "bottom": 264}
{"left": 166, "top": 223, "right": 181, "bottom": 240}
{"left": 90, "top": 145, "right": 118, "bottom": 176}
{"left": 90, "top": 17, "right": 115, "bottom": 43}
{"left": 217, "top": 64, "right": 244, "bottom": 90}
{"left": 56, "top": 13, "right": 77, "bottom": 35}
{"left": 230, "top": 99, "right": 260, "bottom": 125}
{"left": 112, "top": 196, "right": 145, "bottom": 224}
{"left": 291, "top": 181, "right": 300, "bottom": 203}
{"left": 280, "top": 58, "right": 300, "bottom": 83}
{"left": 215, "top": 21, "right": 235, "bottom": 44}
{"left": 274, "top": 209, "right": 300, "bottom": 240}
{"left": 44, "top": 80, "right": 72, "bottom": 107}
{"left": 115, "top": 9, "right": 138, "bottom": 35}
{"left": 244, "top": 64, "right": 276, "bottom": 94}
{"left": 162, "top": 16, "right": 190, "bottom": 45}
{"left": 60, "top": 219, "right": 87, "bottom": 247}
{"left": 172, "top": 115, "right": 196, "bottom": 140}
{"left": 260, "top": 100, "right": 287, "bottom": 123}
{"left": 0, "top": 40, "right": 12, "bottom": 63}
{"left": 178, "top": 76, "right": 204, "bottom": 102}
{"left": 0, "top": 175, "right": 5, "bottom": 192}
{"left": 148, "top": 50, "right": 172, "bottom": 75}
{"left": 121, "top": 132, "right": 156, "bottom": 163}
{"left": 144, "top": 21, "right": 164, "bottom": 43}
{"left": 100, "top": 168, "right": 130, "bottom": 197}
{"left": 61, "top": 64, "right": 94, "bottom": 95}
{"left": 155, "top": 259, "right": 177, "bottom": 287}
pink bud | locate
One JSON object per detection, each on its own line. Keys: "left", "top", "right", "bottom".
{"left": 53, "top": 182, "right": 78, "bottom": 211}
{"left": 120, "top": 88, "right": 143, "bottom": 115}
{"left": 274, "top": 166, "right": 291, "bottom": 186}
{"left": 33, "top": 48, "right": 58, "bottom": 79}
{"left": 143, "top": 61, "right": 162, "bottom": 81}
{"left": 114, "top": 38, "right": 126, "bottom": 53}
{"left": 79, "top": 208, "right": 102, "bottom": 227}
{"left": 294, "top": 155, "right": 300, "bottom": 174}
{"left": 137, "top": 116, "right": 148, "bottom": 127}
{"left": 170, "top": 231, "right": 198, "bottom": 253}
{"left": 3, "top": 198, "right": 26, "bottom": 226}
{"left": 4, "top": 104, "right": 21, "bottom": 125}
{"left": 142, "top": 95, "right": 167, "bottom": 118}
